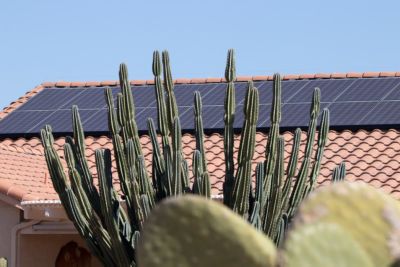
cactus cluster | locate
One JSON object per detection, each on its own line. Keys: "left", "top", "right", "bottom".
{"left": 222, "top": 50, "right": 330, "bottom": 243}
{"left": 41, "top": 50, "right": 331, "bottom": 266}
{"left": 138, "top": 182, "right": 400, "bottom": 267}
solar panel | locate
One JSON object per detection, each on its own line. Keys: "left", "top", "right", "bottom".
{"left": 61, "top": 89, "right": 107, "bottom": 110}
{"left": 179, "top": 106, "right": 194, "bottom": 130}
{"left": 202, "top": 106, "right": 225, "bottom": 129}
{"left": 257, "top": 104, "right": 272, "bottom": 128}
{"left": 282, "top": 80, "right": 310, "bottom": 103}
{"left": 383, "top": 84, "right": 400, "bottom": 100}
{"left": 359, "top": 101, "right": 400, "bottom": 125}
{"left": 0, "top": 111, "right": 53, "bottom": 134}
{"left": 175, "top": 84, "right": 220, "bottom": 107}
{"left": 135, "top": 108, "right": 157, "bottom": 130}
{"left": 19, "top": 89, "right": 85, "bottom": 111}
{"left": 336, "top": 78, "right": 400, "bottom": 102}
{"left": 81, "top": 109, "right": 109, "bottom": 132}
{"left": 328, "top": 102, "right": 378, "bottom": 126}
{"left": 28, "top": 109, "right": 101, "bottom": 133}
{"left": 280, "top": 103, "right": 330, "bottom": 128}
{"left": 288, "top": 79, "right": 354, "bottom": 103}
{"left": 1, "top": 77, "right": 400, "bottom": 136}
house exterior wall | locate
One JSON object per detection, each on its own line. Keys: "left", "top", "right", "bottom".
{"left": 19, "top": 234, "right": 102, "bottom": 267}
{"left": 0, "top": 200, "right": 20, "bottom": 263}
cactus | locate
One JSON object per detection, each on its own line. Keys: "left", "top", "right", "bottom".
{"left": 220, "top": 51, "right": 330, "bottom": 242}
{"left": 0, "top": 258, "right": 7, "bottom": 267}
{"left": 138, "top": 182, "right": 400, "bottom": 267}
{"left": 137, "top": 195, "right": 277, "bottom": 267}
{"left": 41, "top": 49, "right": 332, "bottom": 265}
{"left": 293, "top": 181, "right": 400, "bottom": 266}
{"left": 332, "top": 161, "right": 346, "bottom": 182}
{"left": 283, "top": 223, "right": 374, "bottom": 267}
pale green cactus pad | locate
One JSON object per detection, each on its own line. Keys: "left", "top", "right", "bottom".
{"left": 0, "top": 257, "right": 7, "bottom": 267}
{"left": 137, "top": 195, "right": 277, "bottom": 267}
{"left": 283, "top": 222, "right": 373, "bottom": 267}
{"left": 293, "top": 181, "right": 400, "bottom": 266}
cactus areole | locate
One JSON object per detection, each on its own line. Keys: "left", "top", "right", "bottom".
{"left": 41, "top": 49, "right": 330, "bottom": 266}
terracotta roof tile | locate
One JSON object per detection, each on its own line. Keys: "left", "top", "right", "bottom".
{"left": 330, "top": 73, "right": 347, "bottom": 79}
{"left": 347, "top": 72, "right": 363, "bottom": 78}
{"left": 362, "top": 72, "right": 381, "bottom": 78}
{"left": 236, "top": 76, "right": 252, "bottom": 82}
{"left": 0, "top": 128, "right": 399, "bottom": 201}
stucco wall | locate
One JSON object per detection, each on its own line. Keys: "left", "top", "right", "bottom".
{"left": 19, "top": 234, "right": 102, "bottom": 267}
{"left": 0, "top": 200, "right": 20, "bottom": 263}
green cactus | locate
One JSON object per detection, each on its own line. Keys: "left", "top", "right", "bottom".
{"left": 283, "top": 222, "right": 374, "bottom": 267}
{"left": 41, "top": 49, "right": 332, "bottom": 265}
{"left": 220, "top": 51, "right": 330, "bottom": 242}
{"left": 293, "top": 181, "right": 400, "bottom": 266}
{"left": 332, "top": 161, "right": 346, "bottom": 182}
{"left": 137, "top": 195, "right": 277, "bottom": 267}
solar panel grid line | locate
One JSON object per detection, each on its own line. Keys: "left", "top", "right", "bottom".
{"left": 328, "top": 102, "right": 379, "bottom": 126}
{"left": 316, "top": 79, "right": 357, "bottom": 108}
{"left": 256, "top": 104, "right": 272, "bottom": 127}
{"left": 381, "top": 81, "right": 400, "bottom": 101}
{"left": 383, "top": 82, "right": 400, "bottom": 101}
{"left": 24, "top": 88, "right": 90, "bottom": 132}
{"left": 19, "top": 88, "right": 86, "bottom": 111}
{"left": 280, "top": 80, "right": 311, "bottom": 103}
{"left": 0, "top": 111, "right": 54, "bottom": 134}
{"left": 332, "top": 78, "right": 400, "bottom": 126}
{"left": 360, "top": 101, "right": 400, "bottom": 125}
{"left": 288, "top": 79, "right": 355, "bottom": 103}
{"left": 81, "top": 108, "right": 108, "bottom": 127}
{"left": 357, "top": 82, "right": 400, "bottom": 125}
{"left": 59, "top": 88, "right": 106, "bottom": 109}
{"left": 336, "top": 78, "right": 400, "bottom": 102}
{"left": 198, "top": 83, "right": 229, "bottom": 106}
{"left": 176, "top": 83, "right": 221, "bottom": 107}
{"left": 316, "top": 79, "right": 358, "bottom": 111}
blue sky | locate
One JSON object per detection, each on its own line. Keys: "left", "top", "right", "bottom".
{"left": 1, "top": 0, "right": 400, "bottom": 109}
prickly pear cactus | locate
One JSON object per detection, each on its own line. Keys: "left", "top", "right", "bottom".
{"left": 137, "top": 195, "right": 277, "bottom": 267}
{"left": 0, "top": 258, "right": 7, "bottom": 267}
{"left": 283, "top": 222, "right": 374, "bottom": 267}
{"left": 293, "top": 181, "right": 400, "bottom": 266}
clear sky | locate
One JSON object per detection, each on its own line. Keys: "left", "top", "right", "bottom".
{"left": 1, "top": 0, "right": 400, "bottom": 109}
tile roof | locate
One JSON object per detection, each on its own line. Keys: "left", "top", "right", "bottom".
{"left": 2, "top": 72, "right": 400, "bottom": 202}
{"left": 1, "top": 129, "right": 400, "bottom": 201}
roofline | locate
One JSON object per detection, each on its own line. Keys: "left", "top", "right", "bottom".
{"left": 21, "top": 194, "right": 224, "bottom": 207}
{"left": 2, "top": 71, "right": 399, "bottom": 120}
{"left": 40, "top": 71, "right": 400, "bottom": 88}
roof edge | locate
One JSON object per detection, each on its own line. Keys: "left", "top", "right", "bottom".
{"left": 21, "top": 194, "right": 224, "bottom": 207}
{"left": 41, "top": 71, "right": 400, "bottom": 88}
{"left": 0, "top": 84, "right": 44, "bottom": 120}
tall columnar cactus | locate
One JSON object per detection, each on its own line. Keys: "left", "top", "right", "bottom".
{"left": 42, "top": 49, "right": 332, "bottom": 266}
{"left": 222, "top": 50, "right": 330, "bottom": 242}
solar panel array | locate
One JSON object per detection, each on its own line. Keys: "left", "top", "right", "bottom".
{"left": 1, "top": 77, "right": 400, "bottom": 136}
